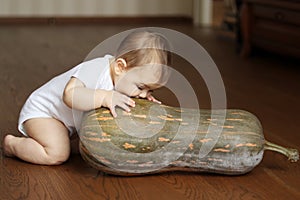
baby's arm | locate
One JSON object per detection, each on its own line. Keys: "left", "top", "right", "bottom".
{"left": 63, "top": 77, "right": 135, "bottom": 117}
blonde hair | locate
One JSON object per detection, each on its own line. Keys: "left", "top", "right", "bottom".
{"left": 115, "top": 31, "right": 172, "bottom": 69}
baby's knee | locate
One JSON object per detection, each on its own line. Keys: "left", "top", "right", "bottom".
{"left": 46, "top": 148, "right": 70, "bottom": 165}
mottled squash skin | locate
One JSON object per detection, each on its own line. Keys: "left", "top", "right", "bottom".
{"left": 79, "top": 99, "right": 298, "bottom": 176}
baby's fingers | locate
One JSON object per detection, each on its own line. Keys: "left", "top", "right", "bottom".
{"left": 110, "top": 107, "right": 117, "bottom": 118}
{"left": 147, "top": 95, "right": 161, "bottom": 104}
{"left": 118, "top": 102, "right": 131, "bottom": 113}
{"left": 128, "top": 98, "right": 136, "bottom": 107}
{"left": 121, "top": 95, "right": 135, "bottom": 108}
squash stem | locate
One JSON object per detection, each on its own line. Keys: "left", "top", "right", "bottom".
{"left": 264, "top": 141, "right": 299, "bottom": 162}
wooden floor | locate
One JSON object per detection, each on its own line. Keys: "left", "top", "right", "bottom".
{"left": 0, "top": 23, "right": 300, "bottom": 199}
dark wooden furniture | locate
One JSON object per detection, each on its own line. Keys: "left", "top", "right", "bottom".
{"left": 240, "top": 0, "right": 300, "bottom": 58}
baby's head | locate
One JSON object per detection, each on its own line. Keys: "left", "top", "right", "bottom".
{"left": 111, "top": 31, "right": 172, "bottom": 98}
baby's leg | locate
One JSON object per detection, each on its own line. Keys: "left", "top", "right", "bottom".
{"left": 3, "top": 118, "right": 70, "bottom": 165}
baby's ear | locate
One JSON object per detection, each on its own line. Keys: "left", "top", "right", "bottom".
{"left": 116, "top": 58, "right": 127, "bottom": 72}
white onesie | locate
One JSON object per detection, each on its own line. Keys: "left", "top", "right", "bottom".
{"left": 18, "top": 54, "right": 114, "bottom": 136}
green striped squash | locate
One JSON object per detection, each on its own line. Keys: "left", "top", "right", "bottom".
{"left": 79, "top": 99, "right": 299, "bottom": 176}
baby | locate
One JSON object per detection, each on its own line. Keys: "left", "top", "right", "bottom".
{"left": 3, "top": 30, "right": 171, "bottom": 165}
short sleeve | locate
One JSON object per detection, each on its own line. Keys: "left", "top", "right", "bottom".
{"left": 71, "top": 55, "right": 112, "bottom": 89}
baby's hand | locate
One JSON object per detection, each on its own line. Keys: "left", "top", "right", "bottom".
{"left": 103, "top": 90, "right": 135, "bottom": 117}
{"left": 147, "top": 93, "right": 162, "bottom": 104}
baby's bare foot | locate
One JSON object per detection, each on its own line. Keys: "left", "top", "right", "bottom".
{"left": 3, "top": 135, "right": 15, "bottom": 157}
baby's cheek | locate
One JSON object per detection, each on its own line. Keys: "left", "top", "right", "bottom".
{"left": 129, "top": 90, "right": 140, "bottom": 97}
{"left": 118, "top": 85, "right": 138, "bottom": 97}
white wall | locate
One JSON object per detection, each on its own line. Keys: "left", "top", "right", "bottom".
{"left": 193, "top": 0, "right": 212, "bottom": 26}
{"left": 0, "top": 0, "right": 213, "bottom": 25}
{"left": 0, "top": 0, "right": 193, "bottom": 17}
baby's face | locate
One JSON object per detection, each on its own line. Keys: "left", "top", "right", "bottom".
{"left": 114, "top": 64, "right": 163, "bottom": 98}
